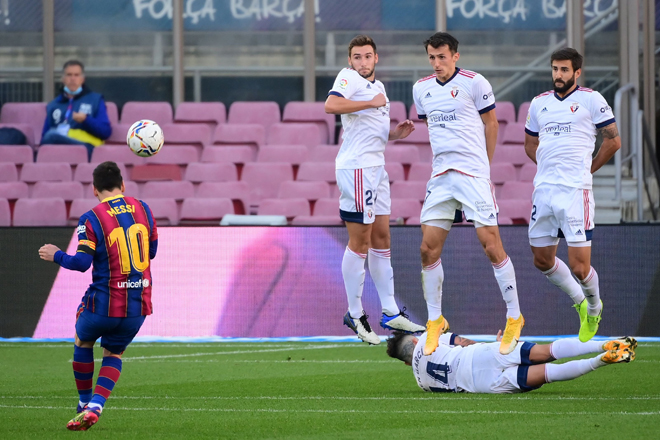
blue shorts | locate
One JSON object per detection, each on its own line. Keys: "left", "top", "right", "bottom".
{"left": 75, "top": 308, "right": 146, "bottom": 354}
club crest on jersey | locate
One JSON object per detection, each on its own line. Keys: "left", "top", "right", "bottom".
{"left": 339, "top": 79, "right": 348, "bottom": 89}
{"left": 367, "top": 209, "right": 373, "bottom": 219}
{"left": 450, "top": 87, "right": 460, "bottom": 99}
{"left": 570, "top": 102, "right": 580, "bottom": 113}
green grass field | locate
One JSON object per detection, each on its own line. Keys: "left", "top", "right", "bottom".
{"left": 1, "top": 340, "right": 659, "bottom": 439}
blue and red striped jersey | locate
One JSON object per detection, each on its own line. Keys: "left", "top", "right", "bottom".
{"left": 76, "top": 194, "right": 158, "bottom": 317}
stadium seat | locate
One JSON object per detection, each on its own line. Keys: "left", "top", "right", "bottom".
{"left": 292, "top": 215, "right": 343, "bottom": 225}
{"left": 498, "top": 216, "right": 514, "bottom": 225}
{"left": 393, "top": 122, "right": 429, "bottom": 145}
{"left": 141, "top": 198, "right": 179, "bottom": 226}
{"left": 36, "top": 145, "right": 88, "bottom": 164}
{"left": 312, "top": 197, "right": 339, "bottom": 216}
{"left": 517, "top": 101, "right": 531, "bottom": 123}
{"left": 0, "top": 145, "right": 34, "bottom": 165}
{"left": 0, "top": 163, "right": 18, "bottom": 182}
{"left": 296, "top": 162, "right": 335, "bottom": 183}
{"left": 406, "top": 216, "right": 421, "bottom": 225}
{"left": 92, "top": 146, "right": 146, "bottom": 165}
{"left": 498, "top": 199, "right": 532, "bottom": 224}
{"left": 0, "top": 102, "right": 47, "bottom": 144}
{"left": 141, "top": 181, "right": 195, "bottom": 200}
{"left": 184, "top": 162, "right": 237, "bottom": 182}
{"left": 416, "top": 144, "right": 434, "bottom": 162}
{"left": 490, "top": 163, "right": 516, "bottom": 185}
{"left": 385, "top": 162, "right": 405, "bottom": 182}
{"left": 0, "top": 182, "right": 29, "bottom": 200}
{"left": 131, "top": 165, "right": 182, "bottom": 181}
{"left": 120, "top": 101, "right": 173, "bottom": 125}
{"left": 201, "top": 145, "right": 256, "bottom": 164}
{"left": 391, "top": 198, "right": 422, "bottom": 221}
{"left": 74, "top": 162, "right": 129, "bottom": 183}
{"left": 0, "top": 123, "right": 36, "bottom": 146}
{"left": 196, "top": 181, "right": 250, "bottom": 215}
{"left": 500, "top": 181, "right": 534, "bottom": 200}
{"left": 492, "top": 145, "right": 530, "bottom": 166}
{"left": 228, "top": 101, "right": 281, "bottom": 132}
{"left": 32, "top": 181, "right": 84, "bottom": 201}
{"left": 258, "top": 198, "right": 310, "bottom": 218}
{"left": 13, "top": 197, "right": 67, "bottom": 226}
{"left": 519, "top": 162, "right": 537, "bottom": 182}
{"left": 267, "top": 123, "right": 322, "bottom": 148}
{"left": 212, "top": 123, "right": 265, "bottom": 153}
{"left": 501, "top": 122, "right": 525, "bottom": 145}
{"left": 257, "top": 145, "right": 309, "bottom": 165}
{"left": 278, "top": 181, "right": 330, "bottom": 201}
{"left": 389, "top": 101, "right": 407, "bottom": 125}
{"left": 179, "top": 197, "right": 234, "bottom": 225}
{"left": 384, "top": 145, "right": 420, "bottom": 166}
{"left": 282, "top": 102, "right": 336, "bottom": 144}
{"left": 174, "top": 102, "right": 226, "bottom": 126}
{"left": 308, "top": 145, "right": 339, "bottom": 162}
{"left": 408, "top": 103, "right": 424, "bottom": 122}
{"left": 21, "top": 162, "right": 72, "bottom": 182}
{"left": 408, "top": 162, "right": 432, "bottom": 181}
{"left": 495, "top": 101, "right": 516, "bottom": 126}
{"left": 106, "top": 101, "right": 119, "bottom": 126}
{"left": 144, "top": 145, "right": 198, "bottom": 165}
{"left": 0, "top": 198, "right": 10, "bottom": 226}
{"left": 390, "top": 181, "right": 427, "bottom": 201}
{"left": 68, "top": 198, "right": 101, "bottom": 225}
{"left": 103, "top": 123, "right": 131, "bottom": 146}
{"left": 241, "top": 162, "right": 294, "bottom": 206}
{"left": 159, "top": 123, "right": 212, "bottom": 148}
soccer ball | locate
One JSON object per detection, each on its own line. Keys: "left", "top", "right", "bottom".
{"left": 127, "top": 120, "right": 164, "bottom": 157}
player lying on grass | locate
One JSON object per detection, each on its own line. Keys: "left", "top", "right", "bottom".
{"left": 386, "top": 330, "right": 636, "bottom": 393}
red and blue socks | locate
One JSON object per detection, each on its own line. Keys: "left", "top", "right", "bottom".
{"left": 88, "top": 356, "right": 122, "bottom": 412}
{"left": 72, "top": 346, "right": 94, "bottom": 410}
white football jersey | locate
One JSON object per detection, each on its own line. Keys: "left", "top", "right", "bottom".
{"left": 412, "top": 68, "right": 496, "bottom": 179}
{"left": 412, "top": 332, "right": 476, "bottom": 393}
{"left": 329, "top": 68, "right": 390, "bottom": 170}
{"left": 525, "top": 86, "right": 615, "bottom": 189}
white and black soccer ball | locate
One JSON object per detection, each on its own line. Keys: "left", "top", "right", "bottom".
{"left": 127, "top": 120, "right": 164, "bottom": 157}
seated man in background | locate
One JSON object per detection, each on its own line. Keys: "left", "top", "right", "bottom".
{"left": 41, "top": 60, "right": 111, "bottom": 160}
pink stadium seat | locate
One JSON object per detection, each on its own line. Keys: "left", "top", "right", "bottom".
{"left": 498, "top": 216, "right": 514, "bottom": 225}
{"left": 130, "top": 164, "right": 182, "bottom": 183}
{"left": 213, "top": 124, "right": 265, "bottom": 151}
{"left": 416, "top": 144, "right": 433, "bottom": 162}
{"left": 0, "top": 102, "right": 47, "bottom": 144}
{"left": 498, "top": 199, "right": 532, "bottom": 224}
{"left": 501, "top": 123, "right": 525, "bottom": 145}
{"left": 0, "top": 182, "right": 29, "bottom": 199}
{"left": 84, "top": 181, "right": 139, "bottom": 199}
{"left": 385, "top": 145, "right": 420, "bottom": 166}
{"left": 278, "top": 181, "right": 330, "bottom": 201}
{"left": 196, "top": 181, "right": 250, "bottom": 215}
{"left": 159, "top": 123, "right": 212, "bottom": 148}
{"left": 0, "top": 198, "right": 10, "bottom": 226}
{"left": 228, "top": 101, "right": 281, "bottom": 131}
{"left": 490, "top": 163, "right": 516, "bottom": 185}
{"left": 104, "top": 123, "right": 131, "bottom": 146}
{"left": 519, "top": 163, "right": 537, "bottom": 182}
{"left": 120, "top": 101, "right": 173, "bottom": 125}
{"left": 500, "top": 181, "right": 534, "bottom": 200}
{"left": 390, "top": 181, "right": 427, "bottom": 201}
{"left": 496, "top": 101, "right": 516, "bottom": 125}
{"left": 296, "top": 162, "right": 335, "bottom": 183}
{"left": 141, "top": 198, "right": 179, "bottom": 226}
{"left": 517, "top": 102, "right": 531, "bottom": 123}
{"left": 313, "top": 197, "right": 339, "bottom": 216}
{"left": 141, "top": 181, "right": 195, "bottom": 200}
{"left": 184, "top": 162, "right": 237, "bottom": 182}
{"left": 201, "top": 145, "right": 255, "bottom": 164}
{"left": 68, "top": 198, "right": 101, "bottom": 225}
{"left": 74, "top": 162, "right": 129, "bottom": 183}
{"left": 106, "top": 102, "right": 119, "bottom": 126}
{"left": 179, "top": 197, "right": 234, "bottom": 224}
{"left": 36, "top": 145, "right": 88, "bottom": 164}
{"left": 32, "top": 181, "right": 84, "bottom": 201}
{"left": 391, "top": 198, "right": 422, "bottom": 221}
{"left": 385, "top": 162, "right": 405, "bottom": 182}
{"left": 408, "top": 103, "right": 424, "bottom": 122}
{"left": 267, "top": 123, "right": 322, "bottom": 148}
{"left": 492, "top": 145, "right": 530, "bottom": 166}
{"left": 13, "top": 197, "right": 67, "bottom": 226}
{"left": 389, "top": 101, "right": 407, "bottom": 125}
{"left": 292, "top": 215, "right": 343, "bottom": 225}
{"left": 21, "top": 162, "right": 71, "bottom": 182}
{"left": 175, "top": 102, "right": 226, "bottom": 126}
{"left": 393, "top": 122, "right": 429, "bottom": 145}
{"left": 0, "top": 163, "right": 17, "bottom": 182}
{"left": 308, "top": 145, "right": 339, "bottom": 162}
{"left": 0, "top": 123, "right": 36, "bottom": 147}
{"left": 0, "top": 145, "right": 33, "bottom": 164}
{"left": 257, "top": 145, "right": 309, "bottom": 165}
{"left": 144, "top": 145, "right": 198, "bottom": 165}
{"left": 92, "top": 146, "right": 146, "bottom": 165}
{"left": 408, "top": 162, "right": 432, "bottom": 181}
{"left": 282, "top": 102, "right": 336, "bottom": 144}
{"left": 258, "top": 198, "right": 310, "bottom": 218}
{"left": 241, "top": 163, "right": 294, "bottom": 205}
{"left": 406, "top": 216, "right": 421, "bottom": 225}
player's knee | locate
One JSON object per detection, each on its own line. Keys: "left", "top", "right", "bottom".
{"left": 533, "top": 255, "right": 554, "bottom": 271}
{"left": 571, "top": 264, "right": 590, "bottom": 281}
{"left": 483, "top": 243, "right": 504, "bottom": 263}
{"left": 420, "top": 241, "right": 440, "bottom": 265}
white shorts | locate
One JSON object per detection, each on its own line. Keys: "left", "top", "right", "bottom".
{"left": 470, "top": 341, "right": 538, "bottom": 394}
{"left": 528, "top": 183, "right": 595, "bottom": 246}
{"left": 421, "top": 170, "right": 498, "bottom": 227}
{"left": 336, "top": 166, "right": 391, "bottom": 224}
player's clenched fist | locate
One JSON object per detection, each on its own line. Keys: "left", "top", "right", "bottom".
{"left": 39, "top": 244, "right": 60, "bottom": 262}
{"left": 370, "top": 93, "right": 387, "bottom": 108}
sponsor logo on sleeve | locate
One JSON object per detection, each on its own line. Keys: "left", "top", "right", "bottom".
{"left": 339, "top": 78, "right": 348, "bottom": 89}
{"left": 76, "top": 225, "right": 86, "bottom": 235}
{"left": 482, "top": 91, "right": 493, "bottom": 100}
{"left": 600, "top": 105, "right": 611, "bottom": 113}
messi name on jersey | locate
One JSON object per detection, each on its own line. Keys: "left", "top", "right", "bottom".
{"left": 106, "top": 203, "right": 137, "bottom": 217}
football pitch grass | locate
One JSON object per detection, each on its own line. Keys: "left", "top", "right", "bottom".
{"left": 1, "top": 341, "right": 659, "bottom": 439}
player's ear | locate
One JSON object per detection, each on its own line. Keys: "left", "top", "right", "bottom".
{"left": 574, "top": 68, "right": 582, "bottom": 81}
{"left": 374, "top": 53, "right": 379, "bottom": 64}
{"left": 121, "top": 182, "right": 125, "bottom": 193}
{"left": 454, "top": 51, "right": 460, "bottom": 63}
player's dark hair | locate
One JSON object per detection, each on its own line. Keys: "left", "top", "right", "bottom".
{"left": 424, "top": 32, "right": 459, "bottom": 54}
{"left": 550, "top": 48, "right": 583, "bottom": 72}
{"left": 63, "top": 59, "right": 85, "bottom": 72}
{"left": 348, "top": 35, "right": 377, "bottom": 57}
{"left": 93, "top": 161, "right": 123, "bottom": 193}
{"left": 386, "top": 331, "right": 416, "bottom": 364}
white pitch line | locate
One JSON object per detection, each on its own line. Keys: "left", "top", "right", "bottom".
{"left": 125, "top": 359, "right": 394, "bottom": 364}
{"left": 0, "top": 404, "right": 658, "bottom": 416}
{"left": 119, "top": 344, "right": 349, "bottom": 361}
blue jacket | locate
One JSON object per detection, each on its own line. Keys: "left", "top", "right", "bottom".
{"left": 42, "top": 85, "right": 112, "bottom": 140}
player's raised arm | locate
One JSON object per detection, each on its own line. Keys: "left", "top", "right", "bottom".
{"left": 324, "top": 92, "right": 385, "bottom": 115}
{"left": 591, "top": 122, "right": 621, "bottom": 174}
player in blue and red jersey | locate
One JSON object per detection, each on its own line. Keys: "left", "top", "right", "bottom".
{"left": 39, "top": 161, "right": 158, "bottom": 431}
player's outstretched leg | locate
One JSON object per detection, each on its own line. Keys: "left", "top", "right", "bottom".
{"left": 421, "top": 258, "right": 449, "bottom": 355}
{"left": 343, "top": 312, "right": 380, "bottom": 345}
{"left": 602, "top": 336, "right": 637, "bottom": 352}
{"left": 491, "top": 256, "right": 524, "bottom": 355}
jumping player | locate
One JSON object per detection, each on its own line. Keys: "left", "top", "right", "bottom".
{"left": 524, "top": 48, "right": 621, "bottom": 342}
{"left": 412, "top": 32, "right": 524, "bottom": 356}
{"left": 38, "top": 161, "right": 158, "bottom": 431}
{"left": 325, "top": 34, "right": 425, "bottom": 345}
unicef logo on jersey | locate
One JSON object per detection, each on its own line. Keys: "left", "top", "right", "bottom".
{"left": 117, "top": 278, "right": 150, "bottom": 289}
{"left": 545, "top": 122, "right": 572, "bottom": 136}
